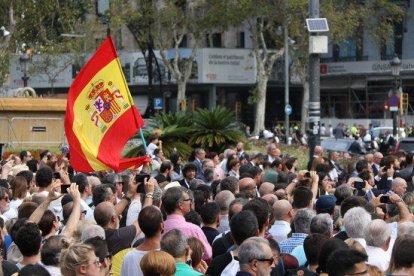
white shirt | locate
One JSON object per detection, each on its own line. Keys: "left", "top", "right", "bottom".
{"left": 122, "top": 249, "right": 156, "bottom": 276}
{"left": 126, "top": 199, "right": 142, "bottom": 227}
{"left": 38, "top": 191, "right": 63, "bottom": 220}
{"left": 147, "top": 143, "right": 158, "bottom": 157}
{"left": 80, "top": 199, "right": 95, "bottom": 223}
{"left": 269, "top": 220, "right": 291, "bottom": 243}
{"left": 366, "top": 245, "right": 389, "bottom": 272}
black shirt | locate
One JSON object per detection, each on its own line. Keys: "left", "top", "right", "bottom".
{"left": 212, "top": 231, "right": 234, "bottom": 258}
{"left": 105, "top": 225, "right": 136, "bottom": 255}
{"left": 206, "top": 252, "right": 233, "bottom": 276}
{"left": 202, "top": 226, "right": 220, "bottom": 246}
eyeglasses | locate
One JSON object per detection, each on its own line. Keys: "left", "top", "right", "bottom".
{"left": 251, "top": 257, "right": 274, "bottom": 266}
{"left": 89, "top": 257, "right": 100, "bottom": 266}
{"left": 181, "top": 198, "right": 193, "bottom": 203}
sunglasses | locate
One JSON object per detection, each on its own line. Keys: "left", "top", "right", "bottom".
{"left": 251, "top": 257, "right": 274, "bottom": 266}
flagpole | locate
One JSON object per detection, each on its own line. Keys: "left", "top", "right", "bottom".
{"left": 139, "top": 128, "right": 148, "bottom": 153}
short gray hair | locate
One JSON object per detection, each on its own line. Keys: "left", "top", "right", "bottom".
{"left": 80, "top": 225, "right": 105, "bottom": 242}
{"left": 215, "top": 190, "right": 235, "bottom": 211}
{"left": 310, "top": 214, "right": 333, "bottom": 236}
{"left": 293, "top": 208, "right": 316, "bottom": 234}
{"left": 398, "top": 221, "right": 414, "bottom": 237}
{"left": 364, "top": 219, "right": 390, "bottom": 247}
{"left": 161, "top": 229, "right": 187, "bottom": 258}
{"left": 238, "top": 237, "right": 270, "bottom": 269}
{"left": 343, "top": 207, "right": 371, "bottom": 239}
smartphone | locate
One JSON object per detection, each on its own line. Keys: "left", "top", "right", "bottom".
{"left": 354, "top": 181, "right": 365, "bottom": 190}
{"left": 380, "top": 195, "right": 392, "bottom": 204}
{"left": 53, "top": 172, "right": 61, "bottom": 179}
{"left": 304, "top": 172, "right": 311, "bottom": 178}
{"left": 366, "top": 189, "right": 375, "bottom": 201}
{"left": 135, "top": 173, "right": 150, "bottom": 193}
{"left": 60, "top": 184, "right": 70, "bottom": 194}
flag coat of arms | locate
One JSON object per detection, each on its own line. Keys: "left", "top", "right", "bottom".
{"left": 65, "top": 36, "right": 150, "bottom": 172}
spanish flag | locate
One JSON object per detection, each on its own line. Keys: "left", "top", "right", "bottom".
{"left": 65, "top": 37, "right": 150, "bottom": 172}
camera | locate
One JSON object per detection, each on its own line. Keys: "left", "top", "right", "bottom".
{"left": 354, "top": 181, "right": 365, "bottom": 190}
{"left": 380, "top": 195, "right": 392, "bottom": 204}
{"left": 135, "top": 173, "right": 150, "bottom": 193}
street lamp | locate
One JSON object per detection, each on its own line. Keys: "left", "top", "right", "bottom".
{"left": 390, "top": 54, "right": 401, "bottom": 137}
{"left": 19, "top": 53, "right": 30, "bottom": 87}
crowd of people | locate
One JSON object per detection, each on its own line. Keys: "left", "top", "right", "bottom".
{"left": 0, "top": 134, "right": 413, "bottom": 276}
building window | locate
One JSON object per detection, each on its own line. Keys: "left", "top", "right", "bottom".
{"left": 381, "top": 21, "right": 403, "bottom": 60}
{"left": 206, "top": 33, "right": 222, "bottom": 47}
{"left": 332, "top": 28, "right": 363, "bottom": 62}
{"left": 236, "top": 32, "right": 245, "bottom": 48}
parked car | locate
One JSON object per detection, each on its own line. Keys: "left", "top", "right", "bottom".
{"left": 372, "top": 127, "right": 406, "bottom": 139}
{"left": 393, "top": 138, "right": 414, "bottom": 154}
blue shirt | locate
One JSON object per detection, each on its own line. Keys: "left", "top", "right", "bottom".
{"left": 280, "top": 233, "right": 308, "bottom": 254}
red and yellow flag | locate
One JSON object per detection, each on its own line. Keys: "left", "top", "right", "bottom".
{"left": 65, "top": 37, "right": 150, "bottom": 172}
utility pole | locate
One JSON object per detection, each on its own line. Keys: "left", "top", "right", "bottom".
{"left": 308, "top": 0, "right": 321, "bottom": 161}
{"left": 284, "top": 20, "right": 290, "bottom": 144}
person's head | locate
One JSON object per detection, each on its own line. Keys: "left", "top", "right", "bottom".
{"left": 364, "top": 219, "right": 391, "bottom": 250}
{"left": 0, "top": 186, "right": 10, "bottom": 213}
{"left": 267, "top": 144, "right": 280, "bottom": 157}
{"left": 38, "top": 210, "right": 60, "bottom": 237}
{"left": 159, "top": 161, "right": 173, "bottom": 175}
{"left": 182, "top": 163, "right": 197, "bottom": 181}
{"left": 310, "top": 213, "right": 333, "bottom": 236}
{"left": 272, "top": 199, "right": 293, "bottom": 221}
{"left": 162, "top": 186, "right": 192, "bottom": 216}
{"left": 293, "top": 208, "right": 315, "bottom": 234}
{"left": 373, "top": 152, "right": 383, "bottom": 165}
{"left": 140, "top": 250, "right": 176, "bottom": 276}
{"left": 239, "top": 177, "right": 257, "bottom": 198}
{"left": 10, "top": 175, "right": 28, "bottom": 199}
{"left": 355, "top": 159, "right": 369, "bottom": 174}
{"left": 219, "top": 176, "right": 239, "bottom": 194}
{"left": 15, "top": 221, "right": 42, "bottom": 257}
{"left": 243, "top": 198, "right": 270, "bottom": 234}
{"left": 343, "top": 207, "right": 372, "bottom": 239}
{"left": 228, "top": 197, "right": 248, "bottom": 220}
{"left": 139, "top": 205, "right": 164, "bottom": 238}
{"left": 392, "top": 177, "right": 408, "bottom": 196}
{"left": 73, "top": 173, "right": 91, "bottom": 196}
{"left": 60, "top": 242, "right": 101, "bottom": 276}
{"left": 199, "top": 202, "right": 220, "bottom": 227}
{"left": 326, "top": 249, "right": 368, "bottom": 276}
{"left": 388, "top": 235, "right": 414, "bottom": 274}
{"left": 187, "top": 237, "right": 205, "bottom": 269}
{"left": 315, "top": 195, "right": 337, "bottom": 215}
{"left": 41, "top": 235, "right": 65, "bottom": 267}
{"left": 317, "top": 238, "right": 348, "bottom": 274}
{"left": 160, "top": 229, "right": 188, "bottom": 259}
{"left": 80, "top": 225, "right": 106, "bottom": 242}
{"left": 259, "top": 182, "right": 275, "bottom": 197}
{"left": 195, "top": 148, "right": 206, "bottom": 161}
{"left": 84, "top": 236, "right": 112, "bottom": 275}
{"left": 397, "top": 222, "right": 414, "bottom": 237}
{"left": 230, "top": 210, "right": 259, "bottom": 245}
{"left": 340, "top": 196, "right": 368, "bottom": 217}
{"left": 238, "top": 237, "right": 275, "bottom": 276}
{"left": 214, "top": 190, "right": 235, "bottom": 214}
{"left": 94, "top": 202, "right": 117, "bottom": 229}
{"left": 304, "top": 233, "right": 329, "bottom": 266}
{"left": 18, "top": 201, "right": 38, "bottom": 219}
{"left": 334, "top": 184, "right": 353, "bottom": 206}
{"left": 292, "top": 187, "right": 313, "bottom": 209}
{"left": 20, "top": 150, "right": 32, "bottom": 163}
{"left": 92, "top": 184, "right": 115, "bottom": 207}
{"left": 35, "top": 166, "right": 53, "bottom": 188}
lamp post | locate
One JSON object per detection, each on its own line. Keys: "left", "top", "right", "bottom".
{"left": 390, "top": 54, "right": 401, "bottom": 137}
{"left": 19, "top": 53, "right": 30, "bottom": 87}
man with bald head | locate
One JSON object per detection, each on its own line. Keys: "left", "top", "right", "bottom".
{"left": 239, "top": 177, "right": 257, "bottom": 198}
{"left": 94, "top": 201, "right": 141, "bottom": 255}
{"left": 391, "top": 177, "right": 408, "bottom": 196}
{"left": 215, "top": 190, "right": 235, "bottom": 233}
{"left": 259, "top": 182, "right": 275, "bottom": 197}
{"left": 268, "top": 199, "right": 293, "bottom": 243}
